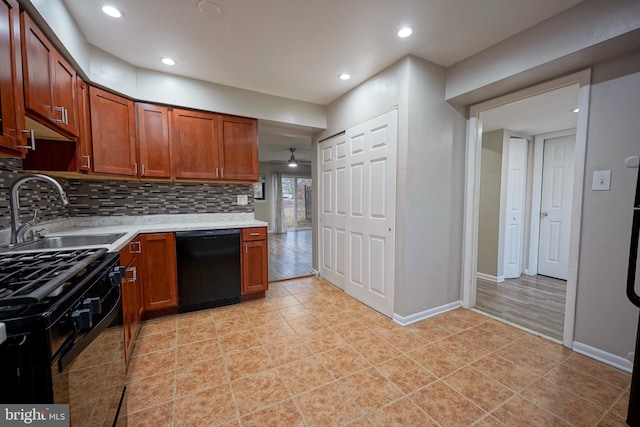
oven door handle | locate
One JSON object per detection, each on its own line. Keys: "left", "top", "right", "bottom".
{"left": 58, "top": 288, "right": 121, "bottom": 372}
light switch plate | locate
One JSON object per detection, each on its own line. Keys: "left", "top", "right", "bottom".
{"left": 237, "top": 195, "right": 248, "bottom": 205}
{"left": 592, "top": 170, "right": 611, "bottom": 191}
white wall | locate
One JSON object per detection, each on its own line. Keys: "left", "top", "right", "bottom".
{"left": 25, "top": 0, "right": 327, "bottom": 130}
{"left": 572, "top": 52, "right": 640, "bottom": 361}
{"left": 446, "top": 0, "right": 640, "bottom": 105}
{"left": 321, "top": 55, "right": 466, "bottom": 318}
{"left": 397, "top": 57, "right": 466, "bottom": 316}
{"left": 477, "top": 130, "right": 503, "bottom": 277}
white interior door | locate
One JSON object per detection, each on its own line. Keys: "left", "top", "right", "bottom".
{"left": 538, "top": 134, "right": 575, "bottom": 280}
{"left": 318, "top": 133, "right": 347, "bottom": 289}
{"left": 502, "top": 137, "right": 528, "bottom": 279}
{"left": 344, "top": 110, "right": 397, "bottom": 317}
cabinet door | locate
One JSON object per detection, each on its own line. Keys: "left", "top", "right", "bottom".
{"left": 140, "top": 233, "right": 178, "bottom": 311}
{"left": 242, "top": 239, "right": 268, "bottom": 294}
{"left": 21, "top": 12, "right": 54, "bottom": 123}
{"left": 0, "top": 0, "right": 25, "bottom": 156}
{"left": 170, "top": 108, "right": 219, "bottom": 180}
{"left": 76, "top": 79, "right": 92, "bottom": 172}
{"left": 218, "top": 115, "right": 258, "bottom": 181}
{"left": 119, "top": 241, "right": 135, "bottom": 362}
{"left": 52, "top": 54, "right": 78, "bottom": 136}
{"left": 90, "top": 86, "right": 137, "bottom": 176}
{"left": 21, "top": 12, "right": 53, "bottom": 124}
{"left": 136, "top": 103, "right": 171, "bottom": 178}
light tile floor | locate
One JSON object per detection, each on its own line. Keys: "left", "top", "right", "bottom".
{"left": 123, "top": 277, "right": 631, "bottom": 426}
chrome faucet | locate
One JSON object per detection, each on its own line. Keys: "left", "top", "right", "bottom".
{"left": 9, "top": 174, "right": 69, "bottom": 245}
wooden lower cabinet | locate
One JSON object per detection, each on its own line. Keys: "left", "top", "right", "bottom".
{"left": 241, "top": 227, "right": 268, "bottom": 295}
{"left": 119, "top": 238, "right": 143, "bottom": 362}
{"left": 139, "top": 233, "right": 178, "bottom": 311}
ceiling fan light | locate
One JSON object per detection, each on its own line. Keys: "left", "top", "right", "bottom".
{"left": 288, "top": 148, "right": 298, "bottom": 167}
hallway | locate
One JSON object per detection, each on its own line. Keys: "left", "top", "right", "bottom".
{"left": 268, "top": 230, "right": 313, "bottom": 281}
{"left": 475, "top": 275, "right": 566, "bottom": 340}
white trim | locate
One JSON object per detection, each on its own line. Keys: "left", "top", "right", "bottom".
{"left": 529, "top": 128, "right": 577, "bottom": 277}
{"left": 476, "top": 272, "right": 504, "bottom": 283}
{"left": 310, "top": 268, "right": 319, "bottom": 277}
{"left": 572, "top": 341, "right": 633, "bottom": 373}
{"left": 463, "top": 69, "right": 592, "bottom": 350}
{"left": 563, "top": 70, "right": 591, "bottom": 348}
{"left": 461, "top": 117, "right": 482, "bottom": 309}
{"left": 393, "top": 301, "right": 462, "bottom": 326}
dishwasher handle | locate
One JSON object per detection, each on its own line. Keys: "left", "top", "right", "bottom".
{"left": 176, "top": 229, "right": 241, "bottom": 238}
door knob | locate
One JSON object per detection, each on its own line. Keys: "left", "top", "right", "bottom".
{"left": 541, "top": 212, "right": 549, "bottom": 217}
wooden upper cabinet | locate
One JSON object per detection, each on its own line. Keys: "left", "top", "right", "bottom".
{"left": 170, "top": 108, "right": 219, "bottom": 180}
{"left": 89, "top": 86, "right": 137, "bottom": 176}
{"left": 136, "top": 103, "right": 171, "bottom": 178}
{"left": 0, "top": 0, "right": 26, "bottom": 156}
{"left": 76, "top": 79, "right": 92, "bottom": 172}
{"left": 21, "top": 12, "right": 78, "bottom": 138}
{"left": 52, "top": 54, "right": 78, "bottom": 136}
{"left": 218, "top": 115, "right": 258, "bottom": 181}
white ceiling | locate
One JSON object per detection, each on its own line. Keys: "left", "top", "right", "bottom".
{"left": 60, "top": 0, "right": 584, "bottom": 162}
{"left": 480, "top": 84, "right": 579, "bottom": 136}
{"left": 62, "top": 0, "right": 583, "bottom": 106}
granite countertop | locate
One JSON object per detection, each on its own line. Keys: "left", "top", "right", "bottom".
{"left": 0, "top": 213, "right": 267, "bottom": 253}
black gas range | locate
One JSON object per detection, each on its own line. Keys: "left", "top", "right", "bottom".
{"left": 0, "top": 248, "right": 127, "bottom": 426}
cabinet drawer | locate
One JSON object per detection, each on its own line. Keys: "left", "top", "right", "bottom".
{"left": 242, "top": 227, "right": 266, "bottom": 241}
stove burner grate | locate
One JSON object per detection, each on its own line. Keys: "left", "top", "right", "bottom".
{"left": 0, "top": 248, "right": 108, "bottom": 307}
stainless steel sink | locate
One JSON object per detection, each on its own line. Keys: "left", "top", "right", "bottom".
{"left": 4, "top": 233, "right": 126, "bottom": 251}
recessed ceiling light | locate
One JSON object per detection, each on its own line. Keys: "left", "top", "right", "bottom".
{"left": 197, "top": 0, "right": 222, "bottom": 16}
{"left": 339, "top": 73, "right": 351, "bottom": 80}
{"left": 397, "top": 27, "right": 413, "bottom": 38}
{"left": 161, "top": 57, "right": 176, "bottom": 66}
{"left": 101, "top": 5, "right": 123, "bottom": 18}
{"left": 572, "top": 108, "right": 579, "bottom": 113}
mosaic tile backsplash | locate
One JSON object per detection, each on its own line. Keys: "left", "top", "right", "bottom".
{"left": 0, "top": 159, "right": 254, "bottom": 230}
{"left": 0, "top": 159, "right": 71, "bottom": 230}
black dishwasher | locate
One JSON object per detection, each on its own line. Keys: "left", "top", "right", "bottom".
{"left": 176, "top": 229, "right": 241, "bottom": 313}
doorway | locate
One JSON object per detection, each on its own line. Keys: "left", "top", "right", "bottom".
{"left": 281, "top": 176, "right": 312, "bottom": 231}
{"left": 269, "top": 173, "right": 313, "bottom": 281}
{"left": 462, "top": 71, "right": 591, "bottom": 346}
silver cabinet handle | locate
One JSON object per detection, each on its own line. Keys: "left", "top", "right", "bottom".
{"left": 133, "top": 163, "right": 138, "bottom": 175}
{"left": 141, "top": 164, "right": 145, "bottom": 176}
{"left": 127, "top": 266, "right": 137, "bottom": 282}
{"left": 19, "top": 130, "right": 36, "bottom": 150}
{"left": 245, "top": 243, "right": 248, "bottom": 254}
{"left": 63, "top": 107, "right": 69, "bottom": 125}
{"left": 541, "top": 212, "right": 549, "bottom": 217}
{"left": 215, "top": 167, "right": 219, "bottom": 177}
{"left": 130, "top": 241, "right": 142, "bottom": 254}
{"left": 250, "top": 233, "right": 260, "bottom": 236}
{"left": 54, "top": 106, "right": 64, "bottom": 124}
{"left": 82, "top": 155, "right": 91, "bottom": 169}
{"left": 221, "top": 168, "right": 224, "bottom": 178}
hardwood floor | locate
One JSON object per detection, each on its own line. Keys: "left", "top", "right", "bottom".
{"left": 268, "top": 230, "right": 312, "bottom": 281}
{"left": 475, "top": 274, "right": 566, "bottom": 340}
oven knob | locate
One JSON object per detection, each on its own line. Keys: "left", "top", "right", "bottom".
{"left": 109, "top": 267, "right": 126, "bottom": 284}
{"left": 83, "top": 297, "right": 102, "bottom": 315}
{"left": 71, "top": 308, "right": 92, "bottom": 330}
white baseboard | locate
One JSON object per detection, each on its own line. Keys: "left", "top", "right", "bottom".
{"left": 393, "top": 301, "right": 462, "bottom": 326}
{"left": 310, "top": 268, "right": 319, "bottom": 277}
{"left": 476, "top": 272, "right": 505, "bottom": 283}
{"left": 572, "top": 341, "right": 633, "bottom": 373}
